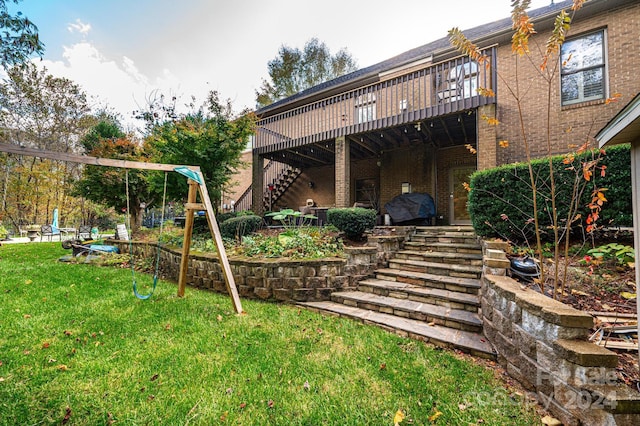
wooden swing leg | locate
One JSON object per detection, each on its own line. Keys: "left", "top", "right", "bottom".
{"left": 177, "top": 180, "right": 198, "bottom": 297}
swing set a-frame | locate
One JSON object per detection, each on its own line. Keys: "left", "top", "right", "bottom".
{"left": 0, "top": 142, "right": 243, "bottom": 314}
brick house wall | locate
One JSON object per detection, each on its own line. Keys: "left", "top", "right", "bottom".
{"left": 492, "top": 1, "right": 640, "bottom": 166}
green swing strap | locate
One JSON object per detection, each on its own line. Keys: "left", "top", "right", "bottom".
{"left": 127, "top": 170, "right": 168, "bottom": 300}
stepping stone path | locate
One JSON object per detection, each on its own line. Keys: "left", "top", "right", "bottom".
{"left": 300, "top": 226, "right": 496, "bottom": 358}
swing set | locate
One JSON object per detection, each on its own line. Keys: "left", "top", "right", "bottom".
{"left": 0, "top": 142, "right": 243, "bottom": 314}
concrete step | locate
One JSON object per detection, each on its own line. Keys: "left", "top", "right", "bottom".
{"left": 404, "top": 241, "right": 483, "bottom": 255}
{"left": 358, "top": 278, "right": 479, "bottom": 312}
{"left": 330, "top": 291, "right": 483, "bottom": 333}
{"left": 299, "top": 301, "right": 495, "bottom": 358}
{"left": 375, "top": 268, "right": 481, "bottom": 294}
{"left": 387, "top": 258, "right": 482, "bottom": 279}
{"left": 394, "top": 249, "right": 483, "bottom": 266}
{"left": 410, "top": 234, "right": 479, "bottom": 245}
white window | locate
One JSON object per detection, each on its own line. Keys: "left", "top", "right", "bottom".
{"left": 356, "top": 93, "right": 376, "bottom": 123}
{"left": 437, "top": 62, "right": 478, "bottom": 103}
{"left": 561, "top": 30, "right": 606, "bottom": 106}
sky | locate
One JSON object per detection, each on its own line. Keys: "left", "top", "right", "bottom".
{"left": 10, "top": 0, "right": 553, "bottom": 131}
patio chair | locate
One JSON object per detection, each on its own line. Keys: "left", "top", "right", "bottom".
{"left": 77, "top": 224, "right": 92, "bottom": 240}
{"left": 40, "top": 224, "right": 60, "bottom": 242}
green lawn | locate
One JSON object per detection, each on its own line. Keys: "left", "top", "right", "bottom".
{"left": 0, "top": 242, "right": 539, "bottom": 425}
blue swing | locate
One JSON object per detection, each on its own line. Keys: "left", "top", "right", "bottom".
{"left": 126, "top": 171, "right": 168, "bottom": 300}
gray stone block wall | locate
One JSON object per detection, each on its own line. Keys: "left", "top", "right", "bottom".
{"left": 481, "top": 243, "right": 640, "bottom": 425}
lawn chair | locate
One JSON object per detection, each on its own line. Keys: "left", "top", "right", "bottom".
{"left": 40, "top": 225, "right": 60, "bottom": 242}
{"left": 77, "top": 224, "right": 92, "bottom": 240}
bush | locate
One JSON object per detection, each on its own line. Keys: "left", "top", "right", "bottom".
{"left": 216, "top": 211, "right": 238, "bottom": 224}
{"left": 468, "top": 144, "right": 632, "bottom": 243}
{"left": 326, "top": 207, "right": 376, "bottom": 240}
{"left": 219, "top": 215, "right": 263, "bottom": 240}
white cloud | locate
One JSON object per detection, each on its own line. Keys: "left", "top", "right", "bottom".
{"left": 37, "top": 42, "right": 199, "bottom": 132}
{"left": 67, "top": 19, "right": 92, "bottom": 35}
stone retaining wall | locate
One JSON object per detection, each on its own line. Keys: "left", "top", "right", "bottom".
{"left": 481, "top": 241, "right": 640, "bottom": 425}
{"left": 111, "top": 241, "right": 378, "bottom": 303}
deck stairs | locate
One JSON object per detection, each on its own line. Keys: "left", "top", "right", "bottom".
{"left": 300, "top": 226, "right": 495, "bottom": 358}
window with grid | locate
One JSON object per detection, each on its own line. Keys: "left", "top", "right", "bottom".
{"left": 355, "top": 93, "right": 376, "bottom": 123}
{"left": 561, "top": 30, "right": 606, "bottom": 106}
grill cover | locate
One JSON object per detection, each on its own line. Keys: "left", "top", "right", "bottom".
{"left": 384, "top": 193, "right": 436, "bottom": 224}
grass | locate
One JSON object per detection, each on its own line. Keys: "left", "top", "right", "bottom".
{"left": 0, "top": 242, "right": 539, "bottom": 425}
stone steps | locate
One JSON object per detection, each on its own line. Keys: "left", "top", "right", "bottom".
{"left": 358, "top": 278, "right": 479, "bottom": 312}
{"left": 387, "top": 258, "right": 483, "bottom": 279}
{"left": 394, "top": 249, "right": 483, "bottom": 266}
{"left": 374, "top": 268, "right": 481, "bottom": 294}
{"left": 298, "top": 226, "right": 493, "bottom": 358}
{"left": 404, "top": 241, "right": 483, "bottom": 255}
{"left": 299, "top": 301, "right": 495, "bottom": 358}
{"left": 331, "top": 291, "right": 482, "bottom": 333}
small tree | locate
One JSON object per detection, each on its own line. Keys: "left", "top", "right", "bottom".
{"left": 449, "top": 0, "right": 617, "bottom": 299}
{"left": 75, "top": 118, "right": 152, "bottom": 233}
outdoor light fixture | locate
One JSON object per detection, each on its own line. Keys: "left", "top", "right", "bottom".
{"left": 401, "top": 182, "right": 412, "bottom": 194}
{"left": 267, "top": 183, "right": 275, "bottom": 191}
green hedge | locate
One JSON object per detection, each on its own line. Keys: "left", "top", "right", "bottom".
{"left": 326, "top": 207, "right": 377, "bottom": 240}
{"left": 468, "top": 144, "right": 631, "bottom": 243}
{"left": 219, "top": 215, "right": 263, "bottom": 240}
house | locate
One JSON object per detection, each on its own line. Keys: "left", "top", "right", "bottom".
{"left": 235, "top": 0, "right": 639, "bottom": 225}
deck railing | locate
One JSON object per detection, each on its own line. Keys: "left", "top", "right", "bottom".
{"left": 255, "top": 47, "right": 496, "bottom": 154}
{"left": 233, "top": 159, "right": 299, "bottom": 212}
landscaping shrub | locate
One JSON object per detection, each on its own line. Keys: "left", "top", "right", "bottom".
{"left": 216, "top": 211, "right": 238, "bottom": 224}
{"left": 219, "top": 215, "right": 262, "bottom": 240}
{"left": 326, "top": 207, "right": 376, "bottom": 240}
{"left": 469, "top": 144, "right": 631, "bottom": 243}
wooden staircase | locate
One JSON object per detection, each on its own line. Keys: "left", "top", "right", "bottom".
{"left": 300, "top": 226, "right": 495, "bottom": 358}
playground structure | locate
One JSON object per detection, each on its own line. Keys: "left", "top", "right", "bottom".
{"left": 0, "top": 142, "right": 243, "bottom": 314}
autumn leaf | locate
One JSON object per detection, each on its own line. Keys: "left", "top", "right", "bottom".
{"left": 239, "top": 402, "right": 246, "bottom": 409}
{"left": 303, "top": 380, "right": 310, "bottom": 391}
{"left": 217, "top": 315, "right": 223, "bottom": 322}
{"left": 620, "top": 292, "right": 636, "bottom": 300}
{"left": 394, "top": 409, "right": 405, "bottom": 425}
{"left": 25, "top": 279, "right": 32, "bottom": 285}
{"left": 498, "top": 140, "right": 509, "bottom": 148}
{"left": 42, "top": 342, "right": 50, "bottom": 349}
{"left": 462, "top": 182, "right": 471, "bottom": 192}
{"left": 151, "top": 373, "right": 159, "bottom": 381}
{"left": 57, "top": 364, "right": 69, "bottom": 371}
{"left": 379, "top": 363, "right": 387, "bottom": 370}
{"left": 23, "top": 314, "right": 31, "bottom": 319}
{"left": 428, "top": 409, "right": 443, "bottom": 423}
{"left": 541, "top": 415, "right": 562, "bottom": 425}
{"left": 267, "top": 399, "right": 275, "bottom": 408}
{"left": 465, "top": 144, "right": 477, "bottom": 154}
{"left": 62, "top": 406, "right": 72, "bottom": 425}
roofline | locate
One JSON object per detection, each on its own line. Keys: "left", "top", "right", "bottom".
{"left": 596, "top": 93, "right": 640, "bottom": 148}
{"left": 256, "top": 0, "right": 634, "bottom": 118}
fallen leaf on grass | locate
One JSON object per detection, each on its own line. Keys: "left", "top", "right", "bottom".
{"left": 380, "top": 363, "right": 387, "bottom": 370}
{"left": 64, "top": 330, "right": 72, "bottom": 336}
{"left": 57, "top": 364, "right": 69, "bottom": 371}
{"left": 267, "top": 400, "right": 274, "bottom": 408}
{"left": 0, "top": 377, "right": 4, "bottom": 382}
{"left": 217, "top": 315, "right": 223, "bottom": 322}
{"left": 541, "top": 415, "right": 562, "bottom": 425}
{"left": 25, "top": 279, "right": 32, "bottom": 285}
{"left": 42, "top": 342, "right": 50, "bottom": 349}
{"left": 239, "top": 402, "right": 246, "bottom": 409}
{"left": 394, "top": 409, "right": 405, "bottom": 425}
{"left": 220, "top": 411, "right": 228, "bottom": 421}
{"left": 458, "top": 403, "right": 468, "bottom": 411}
{"left": 151, "top": 374, "right": 159, "bottom": 381}
{"left": 164, "top": 323, "right": 171, "bottom": 330}
{"left": 303, "top": 380, "right": 310, "bottom": 391}
{"left": 428, "top": 409, "right": 442, "bottom": 423}
{"left": 62, "top": 406, "right": 72, "bottom": 424}
{"left": 23, "top": 314, "right": 31, "bottom": 319}
{"left": 621, "top": 292, "right": 636, "bottom": 300}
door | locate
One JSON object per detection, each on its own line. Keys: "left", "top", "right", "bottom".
{"left": 449, "top": 166, "right": 475, "bottom": 225}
